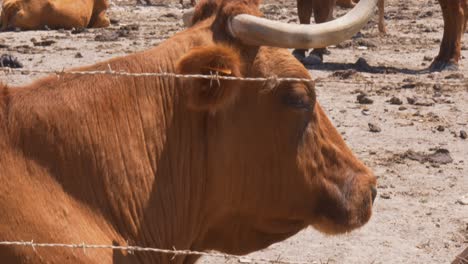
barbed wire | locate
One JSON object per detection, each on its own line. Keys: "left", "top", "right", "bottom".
{"left": 0, "top": 240, "right": 310, "bottom": 264}
{"left": 0, "top": 67, "right": 313, "bottom": 84}
{"left": 1, "top": 67, "right": 467, "bottom": 87}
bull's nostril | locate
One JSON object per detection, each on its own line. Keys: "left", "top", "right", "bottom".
{"left": 371, "top": 186, "right": 377, "bottom": 204}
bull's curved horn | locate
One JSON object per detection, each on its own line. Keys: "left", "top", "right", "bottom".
{"left": 228, "top": 0, "right": 378, "bottom": 49}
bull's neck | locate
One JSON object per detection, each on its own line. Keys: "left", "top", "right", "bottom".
{"left": 7, "top": 31, "right": 211, "bottom": 263}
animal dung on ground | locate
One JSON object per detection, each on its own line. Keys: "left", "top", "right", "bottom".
{"left": 32, "top": 39, "right": 56, "bottom": 47}
{"left": 436, "top": 125, "right": 445, "bottom": 132}
{"left": 460, "top": 130, "right": 467, "bottom": 139}
{"left": 0, "top": 54, "right": 23, "bottom": 68}
{"left": 444, "top": 73, "right": 464, "bottom": 79}
{"left": 380, "top": 193, "right": 391, "bottom": 199}
{"left": 388, "top": 96, "right": 403, "bottom": 105}
{"left": 423, "top": 55, "right": 432, "bottom": 61}
{"left": 95, "top": 31, "right": 120, "bottom": 42}
{"left": 357, "top": 93, "right": 374, "bottom": 104}
{"left": 95, "top": 25, "right": 139, "bottom": 41}
{"left": 403, "top": 148, "right": 453, "bottom": 165}
{"left": 332, "top": 69, "right": 358, "bottom": 80}
{"left": 433, "top": 83, "right": 442, "bottom": 91}
{"left": 161, "top": 12, "right": 179, "bottom": 19}
{"left": 407, "top": 96, "right": 434, "bottom": 106}
{"left": 401, "top": 83, "right": 417, "bottom": 89}
{"left": 120, "top": 24, "right": 140, "bottom": 31}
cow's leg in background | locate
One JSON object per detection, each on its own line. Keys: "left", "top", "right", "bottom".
{"left": 378, "top": 0, "right": 386, "bottom": 33}
{"left": 431, "top": 0, "right": 468, "bottom": 71}
{"left": 293, "top": 0, "right": 337, "bottom": 65}
{"left": 308, "top": 0, "right": 336, "bottom": 64}
{"left": 88, "top": 0, "right": 111, "bottom": 28}
{"left": 88, "top": 11, "right": 111, "bottom": 28}
{"left": 293, "top": 0, "right": 314, "bottom": 61}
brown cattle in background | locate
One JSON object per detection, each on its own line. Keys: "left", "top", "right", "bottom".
{"left": 293, "top": 0, "right": 385, "bottom": 63}
{"left": 0, "top": 0, "right": 110, "bottom": 30}
{"left": 308, "top": 0, "right": 468, "bottom": 71}
{"left": 0, "top": 0, "right": 378, "bottom": 263}
{"left": 293, "top": 0, "right": 336, "bottom": 63}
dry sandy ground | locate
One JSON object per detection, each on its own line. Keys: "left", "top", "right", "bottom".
{"left": 0, "top": 0, "right": 467, "bottom": 263}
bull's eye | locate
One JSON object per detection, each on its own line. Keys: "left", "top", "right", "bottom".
{"left": 282, "top": 93, "right": 312, "bottom": 110}
{"left": 279, "top": 82, "right": 316, "bottom": 111}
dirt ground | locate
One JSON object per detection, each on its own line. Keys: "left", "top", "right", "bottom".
{"left": 0, "top": 0, "right": 467, "bottom": 263}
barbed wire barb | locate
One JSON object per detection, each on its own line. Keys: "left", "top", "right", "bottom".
{"left": 30, "top": 240, "right": 37, "bottom": 252}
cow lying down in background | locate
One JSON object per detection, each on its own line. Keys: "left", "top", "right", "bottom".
{"left": 0, "top": 0, "right": 110, "bottom": 30}
{"left": 0, "top": 0, "right": 378, "bottom": 263}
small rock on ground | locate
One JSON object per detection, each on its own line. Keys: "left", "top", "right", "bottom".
{"left": 357, "top": 93, "right": 374, "bottom": 104}
{"left": 368, "top": 122, "right": 382, "bottom": 133}
{"left": 460, "top": 130, "right": 467, "bottom": 139}
{"left": 456, "top": 196, "right": 468, "bottom": 205}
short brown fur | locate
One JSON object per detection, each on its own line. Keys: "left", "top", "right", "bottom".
{"left": 1, "top": 0, "right": 110, "bottom": 30}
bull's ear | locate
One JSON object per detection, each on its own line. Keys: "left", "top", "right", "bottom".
{"left": 176, "top": 44, "right": 243, "bottom": 112}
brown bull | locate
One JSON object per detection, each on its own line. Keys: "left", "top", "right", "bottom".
{"left": 0, "top": 0, "right": 377, "bottom": 263}
{"left": 304, "top": 0, "right": 468, "bottom": 71}
{"left": 0, "top": 0, "right": 110, "bottom": 30}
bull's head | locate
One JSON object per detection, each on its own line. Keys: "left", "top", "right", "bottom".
{"left": 174, "top": 0, "right": 378, "bottom": 255}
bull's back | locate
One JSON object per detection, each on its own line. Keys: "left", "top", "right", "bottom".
{"left": 1, "top": 0, "right": 92, "bottom": 30}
